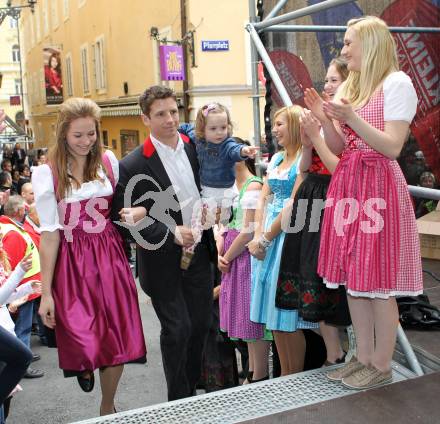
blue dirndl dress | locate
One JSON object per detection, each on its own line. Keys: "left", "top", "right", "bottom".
{"left": 250, "top": 152, "right": 318, "bottom": 332}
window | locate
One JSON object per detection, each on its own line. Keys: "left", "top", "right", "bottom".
{"left": 102, "top": 130, "right": 108, "bottom": 147}
{"left": 80, "top": 44, "right": 90, "bottom": 94}
{"left": 65, "top": 53, "right": 73, "bottom": 97}
{"left": 29, "top": 13, "right": 35, "bottom": 48}
{"left": 14, "top": 79, "right": 22, "bottom": 95}
{"left": 39, "top": 68, "right": 45, "bottom": 104}
{"left": 43, "top": 0, "right": 50, "bottom": 35}
{"left": 51, "top": 0, "right": 59, "bottom": 29}
{"left": 9, "top": 17, "right": 18, "bottom": 29}
{"left": 120, "top": 130, "right": 139, "bottom": 157}
{"left": 93, "top": 36, "right": 106, "bottom": 91}
{"left": 63, "top": 0, "right": 70, "bottom": 20}
{"left": 12, "top": 45, "right": 20, "bottom": 62}
{"left": 34, "top": 7, "right": 41, "bottom": 41}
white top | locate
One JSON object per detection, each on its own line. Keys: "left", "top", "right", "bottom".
{"left": 267, "top": 152, "right": 298, "bottom": 180}
{"left": 241, "top": 189, "right": 261, "bottom": 210}
{"left": 32, "top": 150, "right": 119, "bottom": 233}
{"left": 0, "top": 266, "right": 33, "bottom": 335}
{"left": 231, "top": 182, "right": 261, "bottom": 210}
{"left": 151, "top": 134, "right": 201, "bottom": 227}
{"left": 383, "top": 71, "right": 418, "bottom": 123}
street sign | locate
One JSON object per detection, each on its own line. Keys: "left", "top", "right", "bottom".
{"left": 201, "top": 40, "right": 229, "bottom": 51}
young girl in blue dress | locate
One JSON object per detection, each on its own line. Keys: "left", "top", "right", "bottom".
{"left": 248, "top": 105, "right": 318, "bottom": 376}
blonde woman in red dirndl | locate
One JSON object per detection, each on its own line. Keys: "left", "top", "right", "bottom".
{"left": 305, "top": 16, "right": 423, "bottom": 390}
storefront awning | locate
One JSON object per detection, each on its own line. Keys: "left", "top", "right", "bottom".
{"left": 100, "top": 104, "right": 142, "bottom": 117}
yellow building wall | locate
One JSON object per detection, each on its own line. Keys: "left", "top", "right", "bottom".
{"left": 19, "top": 0, "right": 181, "bottom": 155}
{"left": 19, "top": 0, "right": 265, "bottom": 153}
{"left": 186, "top": 0, "right": 265, "bottom": 144}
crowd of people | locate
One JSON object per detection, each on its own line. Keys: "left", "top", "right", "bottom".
{"left": 0, "top": 15, "right": 427, "bottom": 421}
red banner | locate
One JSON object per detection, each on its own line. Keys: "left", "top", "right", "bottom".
{"left": 268, "top": 50, "right": 313, "bottom": 107}
{"left": 10, "top": 95, "right": 20, "bottom": 106}
{"left": 381, "top": 0, "right": 440, "bottom": 181}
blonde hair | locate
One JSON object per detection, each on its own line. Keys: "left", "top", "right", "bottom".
{"left": 49, "top": 98, "right": 106, "bottom": 200}
{"left": 195, "top": 103, "right": 233, "bottom": 140}
{"left": 329, "top": 57, "right": 349, "bottom": 82}
{"left": 0, "top": 249, "right": 11, "bottom": 275}
{"left": 273, "top": 105, "right": 303, "bottom": 159}
{"left": 338, "top": 16, "right": 399, "bottom": 108}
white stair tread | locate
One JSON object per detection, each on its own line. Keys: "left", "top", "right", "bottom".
{"left": 75, "top": 361, "right": 415, "bottom": 424}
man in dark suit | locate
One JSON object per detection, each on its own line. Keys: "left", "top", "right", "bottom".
{"left": 112, "top": 86, "right": 216, "bottom": 401}
{"left": 11, "top": 143, "right": 26, "bottom": 169}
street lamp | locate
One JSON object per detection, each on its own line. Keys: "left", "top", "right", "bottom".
{"left": 0, "top": 0, "right": 36, "bottom": 25}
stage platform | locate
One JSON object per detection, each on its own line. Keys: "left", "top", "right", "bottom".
{"left": 73, "top": 258, "right": 440, "bottom": 424}
{"left": 74, "top": 362, "right": 425, "bottom": 424}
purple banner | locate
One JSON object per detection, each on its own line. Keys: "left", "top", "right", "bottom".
{"left": 159, "top": 45, "right": 185, "bottom": 81}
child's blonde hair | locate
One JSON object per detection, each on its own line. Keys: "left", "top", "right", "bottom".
{"left": 338, "top": 16, "right": 399, "bottom": 108}
{"left": 195, "top": 102, "right": 233, "bottom": 140}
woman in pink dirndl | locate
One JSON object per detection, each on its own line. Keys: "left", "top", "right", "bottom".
{"left": 33, "top": 98, "right": 146, "bottom": 416}
{"left": 305, "top": 16, "right": 423, "bottom": 390}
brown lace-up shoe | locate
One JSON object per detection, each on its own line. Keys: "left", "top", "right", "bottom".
{"left": 326, "top": 356, "right": 365, "bottom": 382}
{"left": 342, "top": 365, "right": 392, "bottom": 389}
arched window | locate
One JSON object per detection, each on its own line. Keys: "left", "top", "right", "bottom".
{"left": 12, "top": 45, "right": 20, "bottom": 62}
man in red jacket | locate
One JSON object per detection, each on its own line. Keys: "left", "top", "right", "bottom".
{"left": 0, "top": 196, "right": 44, "bottom": 378}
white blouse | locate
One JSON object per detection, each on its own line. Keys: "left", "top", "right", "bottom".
{"left": 0, "top": 266, "right": 32, "bottom": 335}
{"left": 32, "top": 150, "right": 119, "bottom": 233}
{"left": 383, "top": 71, "right": 418, "bottom": 123}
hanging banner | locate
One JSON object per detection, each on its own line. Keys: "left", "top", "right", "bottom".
{"left": 381, "top": 0, "right": 440, "bottom": 182}
{"left": 159, "top": 45, "right": 185, "bottom": 81}
{"left": 268, "top": 50, "right": 313, "bottom": 107}
{"left": 307, "top": 0, "right": 363, "bottom": 69}
{"left": 43, "top": 47, "right": 63, "bottom": 105}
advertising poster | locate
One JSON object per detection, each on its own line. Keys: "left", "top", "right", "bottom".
{"left": 43, "top": 46, "right": 63, "bottom": 105}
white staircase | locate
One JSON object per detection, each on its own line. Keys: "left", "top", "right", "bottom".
{"left": 73, "top": 361, "right": 416, "bottom": 424}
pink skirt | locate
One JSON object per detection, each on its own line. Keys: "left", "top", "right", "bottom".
{"left": 318, "top": 149, "right": 423, "bottom": 298}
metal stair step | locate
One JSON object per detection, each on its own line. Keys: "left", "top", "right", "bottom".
{"left": 74, "top": 361, "right": 415, "bottom": 424}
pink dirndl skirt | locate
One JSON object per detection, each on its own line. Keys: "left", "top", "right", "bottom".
{"left": 317, "top": 148, "right": 423, "bottom": 298}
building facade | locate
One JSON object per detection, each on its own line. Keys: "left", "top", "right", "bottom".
{"left": 19, "top": 0, "right": 265, "bottom": 157}
{"left": 0, "top": 0, "right": 23, "bottom": 135}
{"left": 19, "top": 0, "right": 183, "bottom": 157}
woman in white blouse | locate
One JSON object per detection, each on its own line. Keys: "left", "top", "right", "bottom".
{"left": 33, "top": 98, "right": 147, "bottom": 416}
{"left": 305, "top": 16, "right": 423, "bottom": 390}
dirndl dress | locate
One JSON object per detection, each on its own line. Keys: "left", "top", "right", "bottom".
{"left": 219, "top": 176, "right": 264, "bottom": 340}
{"left": 318, "top": 90, "right": 423, "bottom": 298}
{"left": 250, "top": 153, "right": 318, "bottom": 332}
{"left": 33, "top": 153, "right": 147, "bottom": 375}
{"left": 275, "top": 168, "right": 351, "bottom": 325}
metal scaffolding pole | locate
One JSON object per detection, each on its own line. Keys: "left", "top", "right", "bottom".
{"left": 246, "top": 23, "right": 292, "bottom": 107}
{"left": 246, "top": 0, "right": 438, "bottom": 378}
{"left": 397, "top": 325, "right": 424, "bottom": 376}
{"left": 248, "top": 0, "right": 263, "bottom": 176}
{"left": 263, "top": 24, "right": 440, "bottom": 34}
{"left": 254, "top": 0, "right": 354, "bottom": 31}
{"left": 263, "top": 0, "right": 289, "bottom": 22}
{"left": 409, "top": 185, "right": 440, "bottom": 201}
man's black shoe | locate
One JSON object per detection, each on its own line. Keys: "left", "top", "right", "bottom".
{"left": 23, "top": 367, "right": 44, "bottom": 378}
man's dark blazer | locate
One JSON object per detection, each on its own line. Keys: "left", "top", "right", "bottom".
{"left": 111, "top": 135, "right": 217, "bottom": 300}
{"left": 11, "top": 148, "right": 26, "bottom": 168}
